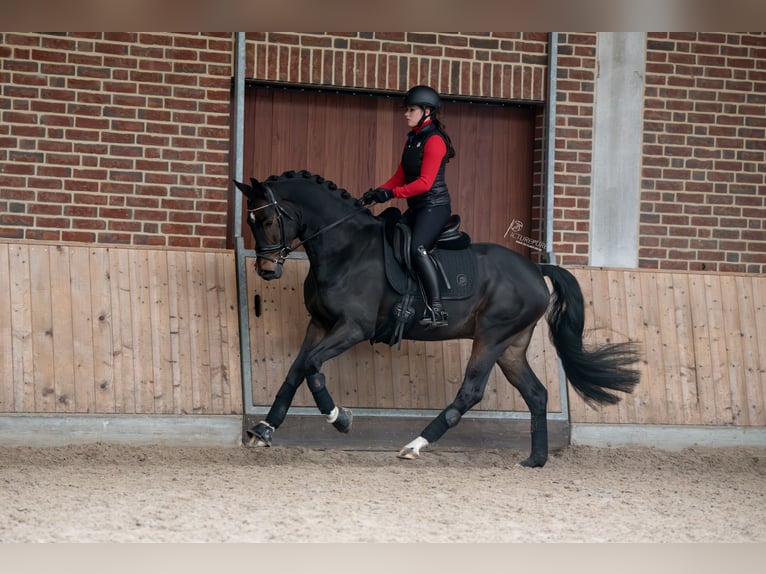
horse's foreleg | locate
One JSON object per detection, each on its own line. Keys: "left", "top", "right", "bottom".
{"left": 246, "top": 321, "right": 326, "bottom": 447}
{"left": 496, "top": 331, "right": 549, "bottom": 467}
{"left": 398, "top": 339, "right": 497, "bottom": 460}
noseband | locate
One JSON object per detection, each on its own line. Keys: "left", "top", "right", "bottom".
{"left": 248, "top": 183, "right": 367, "bottom": 268}
{"left": 247, "top": 184, "right": 295, "bottom": 266}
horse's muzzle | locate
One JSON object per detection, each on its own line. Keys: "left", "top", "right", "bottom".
{"left": 256, "top": 259, "right": 283, "bottom": 280}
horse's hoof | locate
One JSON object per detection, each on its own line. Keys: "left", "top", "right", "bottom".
{"left": 517, "top": 454, "right": 547, "bottom": 468}
{"left": 397, "top": 447, "right": 419, "bottom": 460}
{"left": 332, "top": 407, "right": 352, "bottom": 434}
{"left": 245, "top": 421, "right": 274, "bottom": 448}
{"left": 397, "top": 436, "right": 428, "bottom": 460}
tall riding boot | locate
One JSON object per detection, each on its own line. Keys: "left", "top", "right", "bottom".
{"left": 413, "top": 245, "right": 448, "bottom": 327}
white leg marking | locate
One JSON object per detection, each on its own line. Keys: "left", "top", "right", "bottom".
{"left": 326, "top": 406, "right": 339, "bottom": 423}
{"left": 398, "top": 436, "right": 429, "bottom": 459}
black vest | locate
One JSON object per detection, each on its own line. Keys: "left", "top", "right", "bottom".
{"left": 400, "top": 123, "right": 450, "bottom": 210}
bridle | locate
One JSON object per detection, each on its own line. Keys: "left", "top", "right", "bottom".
{"left": 247, "top": 183, "right": 367, "bottom": 267}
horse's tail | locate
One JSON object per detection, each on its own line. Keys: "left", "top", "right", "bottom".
{"left": 540, "top": 265, "right": 641, "bottom": 407}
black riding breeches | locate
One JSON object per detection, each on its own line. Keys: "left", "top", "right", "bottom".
{"left": 404, "top": 204, "right": 451, "bottom": 258}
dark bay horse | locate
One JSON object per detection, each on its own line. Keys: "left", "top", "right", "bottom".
{"left": 235, "top": 170, "right": 640, "bottom": 467}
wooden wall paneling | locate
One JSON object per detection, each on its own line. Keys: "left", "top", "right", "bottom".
{"left": 655, "top": 271, "right": 683, "bottom": 425}
{"left": 128, "top": 249, "right": 154, "bottom": 413}
{"left": 622, "top": 270, "right": 648, "bottom": 423}
{"left": 168, "top": 250, "right": 194, "bottom": 414}
{"left": 49, "top": 245, "right": 75, "bottom": 413}
{"left": 221, "top": 252, "right": 243, "bottom": 414}
{"left": 0, "top": 244, "right": 13, "bottom": 411}
{"left": 688, "top": 273, "right": 718, "bottom": 425}
{"left": 69, "top": 245, "right": 96, "bottom": 413}
{"left": 371, "top": 339, "right": 395, "bottom": 409}
{"left": 751, "top": 276, "right": 766, "bottom": 426}
{"left": 607, "top": 269, "right": 633, "bottom": 424}
{"left": 90, "top": 247, "right": 116, "bottom": 413}
{"left": 29, "top": 245, "right": 56, "bottom": 412}
{"left": 204, "top": 252, "right": 225, "bottom": 414}
{"left": 638, "top": 271, "right": 668, "bottom": 424}
{"left": 246, "top": 258, "right": 269, "bottom": 406}
{"left": 737, "top": 276, "right": 764, "bottom": 426}
{"left": 720, "top": 275, "right": 748, "bottom": 425}
{"left": 671, "top": 272, "right": 701, "bottom": 425}
{"left": 187, "top": 251, "right": 212, "bottom": 414}
{"left": 108, "top": 248, "right": 132, "bottom": 413}
{"left": 149, "top": 250, "right": 172, "bottom": 414}
{"left": 8, "top": 244, "right": 34, "bottom": 412}
{"left": 703, "top": 274, "right": 732, "bottom": 425}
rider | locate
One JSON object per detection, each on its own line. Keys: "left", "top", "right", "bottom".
{"left": 363, "top": 85, "right": 456, "bottom": 327}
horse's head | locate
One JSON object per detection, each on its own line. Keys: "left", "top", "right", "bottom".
{"left": 234, "top": 177, "right": 299, "bottom": 280}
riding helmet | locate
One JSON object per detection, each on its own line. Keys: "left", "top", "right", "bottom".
{"left": 404, "top": 85, "right": 441, "bottom": 112}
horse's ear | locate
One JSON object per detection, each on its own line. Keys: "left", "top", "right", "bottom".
{"left": 233, "top": 179, "right": 253, "bottom": 200}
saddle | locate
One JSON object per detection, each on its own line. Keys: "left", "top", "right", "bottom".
{"left": 373, "top": 208, "right": 477, "bottom": 348}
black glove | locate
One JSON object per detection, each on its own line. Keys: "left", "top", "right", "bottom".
{"left": 362, "top": 187, "right": 393, "bottom": 205}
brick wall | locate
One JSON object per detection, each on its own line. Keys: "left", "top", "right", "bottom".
{"left": 246, "top": 32, "right": 549, "bottom": 100}
{"left": 1, "top": 32, "right": 764, "bottom": 272}
{"left": 0, "top": 32, "right": 233, "bottom": 248}
{"left": 549, "top": 32, "right": 597, "bottom": 265}
{"left": 641, "top": 32, "right": 766, "bottom": 273}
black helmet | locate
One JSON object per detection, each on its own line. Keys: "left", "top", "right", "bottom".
{"left": 404, "top": 85, "right": 441, "bottom": 112}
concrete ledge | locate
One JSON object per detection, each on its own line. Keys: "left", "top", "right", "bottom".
{"left": 571, "top": 423, "right": 766, "bottom": 450}
{"left": 0, "top": 414, "right": 243, "bottom": 448}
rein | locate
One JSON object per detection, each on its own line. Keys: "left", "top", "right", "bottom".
{"left": 249, "top": 183, "right": 368, "bottom": 266}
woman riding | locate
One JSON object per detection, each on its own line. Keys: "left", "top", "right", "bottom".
{"left": 362, "top": 85, "right": 456, "bottom": 327}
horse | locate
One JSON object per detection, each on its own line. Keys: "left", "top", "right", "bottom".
{"left": 234, "top": 170, "right": 640, "bottom": 467}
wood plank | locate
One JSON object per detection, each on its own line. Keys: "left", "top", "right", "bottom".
{"left": 29, "top": 245, "right": 56, "bottom": 412}
{"left": 622, "top": 270, "right": 648, "bottom": 424}
{"left": 703, "top": 274, "right": 732, "bottom": 425}
{"left": 0, "top": 244, "right": 13, "bottom": 410}
{"left": 8, "top": 244, "right": 34, "bottom": 412}
{"left": 48, "top": 245, "right": 76, "bottom": 413}
{"left": 89, "top": 247, "right": 116, "bottom": 414}
{"left": 220, "top": 252, "right": 242, "bottom": 414}
{"left": 371, "top": 341, "right": 395, "bottom": 409}
{"left": 736, "top": 276, "right": 764, "bottom": 426}
{"left": 69, "top": 246, "right": 96, "bottom": 413}
{"left": 688, "top": 273, "right": 717, "bottom": 425}
{"left": 671, "top": 273, "right": 701, "bottom": 425}
{"left": 720, "top": 275, "right": 748, "bottom": 425}
{"left": 204, "top": 252, "right": 225, "bottom": 414}
{"left": 129, "top": 249, "right": 154, "bottom": 414}
{"left": 167, "top": 250, "right": 193, "bottom": 415}
{"left": 606, "top": 269, "right": 633, "bottom": 424}
{"left": 108, "top": 248, "right": 133, "bottom": 413}
{"left": 149, "top": 250, "right": 173, "bottom": 414}
{"left": 590, "top": 268, "right": 619, "bottom": 424}
{"left": 750, "top": 276, "right": 766, "bottom": 427}
{"left": 186, "top": 250, "right": 211, "bottom": 413}
{"left": 639, "top": 271, "right": 668, "bottom": 424}
{"left": 246, "top": 258, "right": 269, "bottom": 407}
{"left": 655, "top": 271, "right": 683, "bottom": 425}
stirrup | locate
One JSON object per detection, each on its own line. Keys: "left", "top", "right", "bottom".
{"left": 419, "top": 303, "right": 448, "bottom": 327}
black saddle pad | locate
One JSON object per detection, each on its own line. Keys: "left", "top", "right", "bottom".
{"left": 382, "top": 230, "right": 477, "bottom": 300}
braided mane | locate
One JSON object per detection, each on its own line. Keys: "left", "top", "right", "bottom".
{"left": 266, "top": 170, "right": 359, "bottom": 206}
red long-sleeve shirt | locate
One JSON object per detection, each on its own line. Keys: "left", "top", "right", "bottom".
{"left": 379, "top": 120, "right": 448, "bottom": 199}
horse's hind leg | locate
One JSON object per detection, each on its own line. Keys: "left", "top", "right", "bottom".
{"left": 495, "top": 329, "right": 549, "bottom": 467}
{"left": 398, "top": 338, "right": 500, "bottom": 459}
